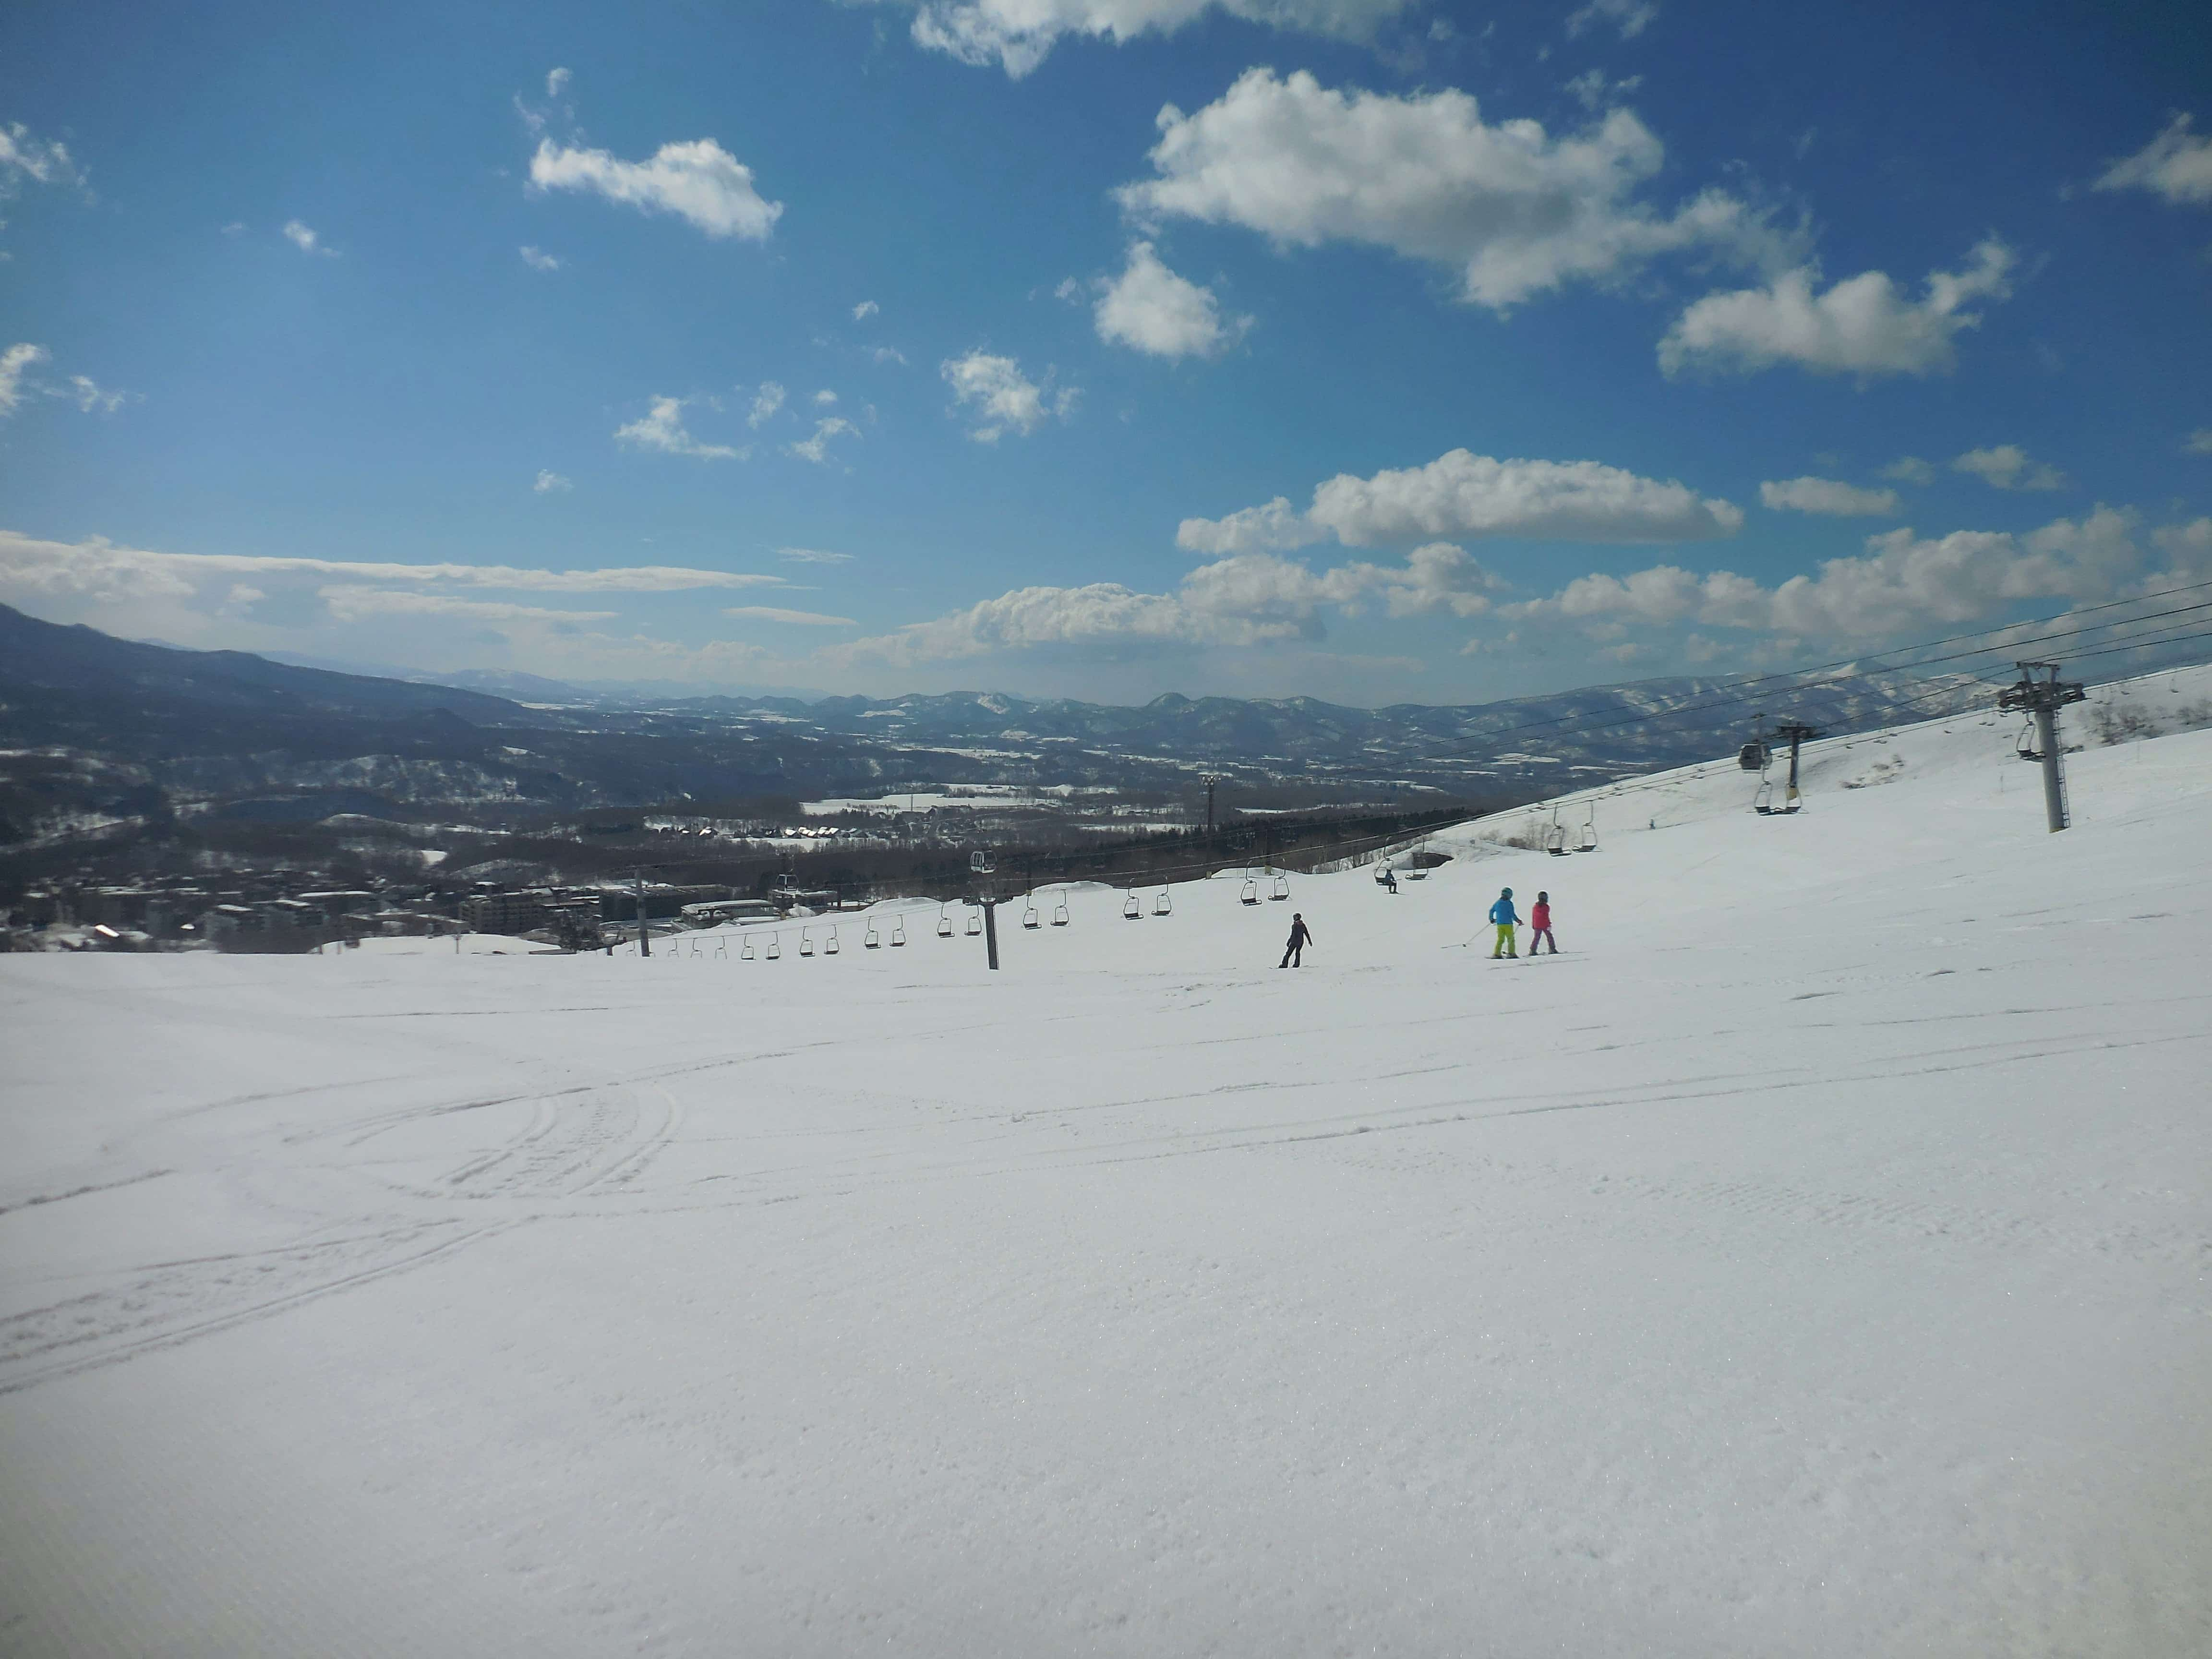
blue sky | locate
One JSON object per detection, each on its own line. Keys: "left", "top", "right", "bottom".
{"left": 2, "top": 0, "right": 2209, "bottom": 704}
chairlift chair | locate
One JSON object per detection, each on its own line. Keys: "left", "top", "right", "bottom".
{"left": 969, "top": 851, "right": 995, "bottom": 875}
{"left": 1270, "top": 872, "right": 1289, "bottom": 901}
{"left": 964, "top": 906, "right": 982, "bottom": 937}
{"left": 1123, "top": 888, "right": 1142, "bottom": 920}
{"left": 1573, "top": 805, "right": 1598, "bottom": 853}
{"left": 1051, "top": 894, "right": 1070, "bottom": 926}
{"left": 799, "top": 928, "right": 814, "bottom": 957}
{"left": 1154, "top": 886, "right": 1172, "bottom": 916}
{"left": 1023, "top": 895, "right": 1041, "bottom": 929}
{"left": 1545, "top": 807, "right": 1569, "bottom": 857}
{"left": 766, "top": 932, "right": 781, "bottom": 960}
{"left": 865, "top": 920, "right": 881, "bottom": 949}
{"left": 740, "top": 933, "right": 755, "bottom": 960}
{"left": 936, "top": 903, "right": 954, "bottom": 938}
{"left": 890, "top": 919, "right": 907, "bottom": 947}
{"left": 1240, "top": 876, "right": 1260, "bottom": 905}
{"left": 825, "top": 926, "right": 840, "bottom": 955}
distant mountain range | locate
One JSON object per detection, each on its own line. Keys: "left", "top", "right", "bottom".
{"left": 0, "top": 603, "right": 1996, "bottom": 851}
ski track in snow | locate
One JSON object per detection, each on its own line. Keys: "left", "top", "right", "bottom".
{"left": 3, "top": 684, "right": 2211, "bottom": 1655}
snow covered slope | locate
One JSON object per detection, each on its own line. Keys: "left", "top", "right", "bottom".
{"left": 3, "top": 672, "right": 2209, "bottom": 1657}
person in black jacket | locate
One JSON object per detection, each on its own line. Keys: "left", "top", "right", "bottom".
{"left": 1279, "top": 912, "right": 1313, "bottom": 968}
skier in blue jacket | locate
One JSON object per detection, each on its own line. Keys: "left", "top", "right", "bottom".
{"left": 1488, "top": 888, "right": 1520, "bottom": 958}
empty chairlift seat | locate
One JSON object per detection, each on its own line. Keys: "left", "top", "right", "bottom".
{"left": 1023, "top": 896, "right": 1041, "bottom": 930}
{"left": 1154, "top": 886, "right": 1172, "bottom": 916}
{"left": 1051, "top": 894, "right": 1070, "bottom": 927}
{"left": 890, "top": 919, "right": 907, "bottom": 946}
{"left": 1123, "top": 890, "right": 1142, "bottom": 920}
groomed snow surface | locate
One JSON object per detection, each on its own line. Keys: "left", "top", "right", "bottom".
{"left": 4, "top": 680, "right": 2210, "bottom": 1657}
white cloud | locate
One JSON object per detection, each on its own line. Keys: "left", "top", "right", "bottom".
{"left": 220, "top": 221, "right": 247, "bottom": 236}
{"left": 546, "top": 67, "right": 573, "bottom": 99}
{"left": 835, "top": 541, "right": 1502, "bottom": 669}
{"left": 786, "top": 417, "right": 859, "bottom": 464}
{"left": 1565, "top": 69, "right": 1643, "bottom": 112}
{"left": 1659, "top": 238, "right": 2014, "bottom": 378}
{"left": 519, "top": 244, "right": 563, "bottom": 271}
{"left": 319, "top": 588, "right": 618, "bottom": 625}
{"left": 778, "top": 547, "right": 855, "bottom": 564}
{"left": 1502, "top": 505, "right": 2145, "bottom": 640}
{"left": 615, "top": 396, "right": 743, "bottom": 460}
{"left": 2183, "top": 429, "right": 2212, "bottom": 456}
{"left": 813, "top": 388, "right": 839, "bottom": 406}
{"left": 529, "top": 137, "right": 782, "bottom": 240}
{"left": 2094, "top": 114, "right": 2212, "bottom": 207}
{"left": 65, "top": 374, "right": 138, "bottom": 414}
{"left": 1952, "top": 444, "right": 2066, "bottom": 491}
{"left": 1179, "top": 447, "right": 1743, "bottom": 552}
{"left": 870, "top": 346, "right": 908, "bottom": 366}
{"left": 1117, "top": 68, "right": 1791, "bottom": 311}
{"left": 533, "top": 470, "right": 573, "bottom": 493}
{"left": 1759, "top": 477, "right": 1901, "bottom": 516}
{"left": 941, "top": 350, "right": 1075, "bottom": 442}
{"left": 1880, "top": 456, "right": 1936, "bottom": 485}
{"left": 0, "top": 343, "right": 48, "bottom": 414}
{"left": 724, "top": 605, "right": 857, "bottom": 625}
{"left": 1094, "top": 240, "right": 1250, "bottom": 359}
{"left": 282, "top": 219, "right": 337, "bottom": 257}
{"left": 1566, "top": 0, "right": 1658, "bottom": 40}
{"left": 883, "top": 0, "right": 1414, "bottom": 79}
{"left": 2153, "top": 517, "right": 2212, "bottom": 574}
{"left": 852, "top": 300, "right": 879, "bottom": 320}
{"left": 0, "top": 529, "right": 790, "bottom": 601}
{"left": 0, "top": 122, "right": 85, "bottom": 193}
{"left": 746, "top": 381, "right": 786, "bottom": 428}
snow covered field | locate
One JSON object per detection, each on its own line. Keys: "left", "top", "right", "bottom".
{"left": 4, "top": 687, "right": 2210, "bottom": 1657}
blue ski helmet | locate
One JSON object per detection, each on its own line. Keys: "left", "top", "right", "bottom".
{"left": 1500, "top": 887, "right": 1512, "bottom": 897}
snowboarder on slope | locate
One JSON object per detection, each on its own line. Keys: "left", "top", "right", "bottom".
{"left": 1529, "top": 891, "right": 1557, "bottom": 955}
{"left": 1489, "top": 888, "right": 1520, "bottom": 959}
{"left": 1279, "top": 912, "right": 1313, "bottom": 968}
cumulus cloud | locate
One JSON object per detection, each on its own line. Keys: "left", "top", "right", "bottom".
{"left": 1566, "top": 0, "right": 1658, "bottom": 39}
{"left": 941, "top": 350, "right": 1076, "bottom": 442}
{"left": 529, "top": 137, "right": 782, "bottom": 240}
{"left": 1952, "top": 444, "right": 2066, "bottom": 491}
{"left": 746, "top": 381, "right": 786, "bottom": 428}
{"left": 1759, "top": 477, "right": 1901, "bottom": 516}
{"left": 615, "top": 396, "right": 743, "bottom": 459}
{"left": 1093, "top": 240, "right": 1250, "bottom": 359}
{"left": 786, "top": 416, "right": 859, "bottom": 464}
{"left": 519, "top": 244, "right": 563, "bottom": 271}
{"left": 0, "top": 122, "right": 86, "bottom": 193}
{"left": 282, "top": 219, "right": 337, "bottom": 257}
{"left": 66, "top": 374, "right": 138, "bottom": 414}
{"left": 1659, "top": 238, "right": 2014, "bottom": 378}
{"left": 1880, "top": 456, "right": 1936, "bottom": 485}
{"left": 1117, "top": 69, "right": 1792, "bottom": 311}
{"left": 1501, "top": 506, "right": 2146, "bottom": 640}
{"left": 2181, "top": 429, "right": 2212, "bottom": 456}
{"left": 852, "top": 299, "right": 879, "bottom": 320}
{"left": 2094, "top": 114, "right": 2212, "bottom": 207}
{"left": 0, "top": 343, "right": 48, "bottom": 414}
{"left": 835, "top": 542, "right": 1503, "bottom": 669}
{"left": 880, "top": 0, "right": 1414, "bottom": 79}
{"left": 724, "top": 605, "right": 857, "bottom": 625}
{"left": 812, "top": 388, "right": 839, "bottom": 406}
{"left": 533, "top": 470, "right": 573, "bottom": 493}
{"left": 1178, "top": 447, "right": 1743, "bottom": 553}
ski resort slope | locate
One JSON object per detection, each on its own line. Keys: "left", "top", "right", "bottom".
{"left": 3, "top": 702, "right": 2210, "bottom": 1656}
